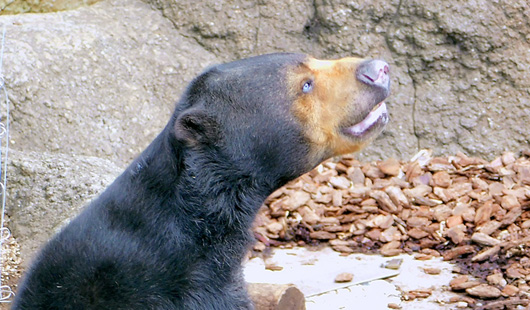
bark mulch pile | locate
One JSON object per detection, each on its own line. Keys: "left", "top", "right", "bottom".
{"left": 253, "top": 150, "right": 530, "bottom": 309}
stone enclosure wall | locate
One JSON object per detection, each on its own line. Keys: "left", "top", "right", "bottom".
{"left": 0, "top": 0, "right": 528, "bottom": 263}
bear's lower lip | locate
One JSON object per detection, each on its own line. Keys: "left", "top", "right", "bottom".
{"left": 342, "top": 102, "right": 389, "bottom": 138}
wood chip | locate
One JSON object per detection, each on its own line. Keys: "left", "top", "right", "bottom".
{"left": 385, "top": 186, "right": 410, "bottom": 208}
{"left": 446, "top": 225, "right": 466, "bottom": 244}
{"left": 414, "top": 253, "right": 433, "bottom": 260}
{"left": 486, "top": 272, "right": 507, "bottom": 287}
{"left": 404, "top": 184, "right": 432, "bottom": 199}
{"left": 501, "top": 194, "right": 520, "bottom": 210}
{"left": 266, "top": 222, "right": 284, "bottom": 235}
{"left": 378, "top": 158, "right": 401, "bottom": 176}
{"left": 516, "top": 164, "right": 530, "bottom": 185}
{"left": 505, "top": 264, "right": 526, "bottom": 279}
{"left": 329, "top": 176, "right": 351, "bottom": 189}
{"left": 332, "top": 190, "right": 343, "bottom": 207}
{"left": 348, "top": 167, "right": 365, "bottom": 185}
{"left": 431, "top": 171, "right": 451, "bottom": 188}
{"left": 452, "top": 280, "right": 481, "bottom": 290}
{"left": 489, "top": 182, "right": 505, "bottom": 196}
{"left": 334, "top": 272, "right": 354, "bottom": 283}
{"left": 433, "top": 204, "right": 452, "bottom": 222}
{"left": 423, "top": 267, "right": 441, "bottom": 275}
{"left": 502, "top": 206, "right": 522, "bottom": 225}
{"left": 384, "top": 227, "right": 403, "bottom": 243}
{"left": 408, "top": 227, "right": 429, "bottom": 240}
{"left": 298, "top": 206, "right": 320, "bottom": 225}
{"left": 380, "top": 247, "right": 402, "bottom": 257}
{"left": 363, "top": 164, "right": 385, "bottom": 179}
{"left": 474, "top": 201, "right": 493, "bottom": 226}
{"left": 332, "top": 245, "right": 354, "bottom": 253}
{"left": 471, "top": 232, "right": 501, "bottom": 246}
{"left": 370, "top": 190, "right": 398, "bottom": 213}
{"left": 374, "top": 214, "right": 395, "bottom": 229}
{"left": 443, "top": 245, "right": 475, "bottom": 261}
{"left": 446, "top": 215, "right": 463, "bottom": 228}
{"left": 383, "top": 258, "right": 403, "bottom": 270}
{"left": 466, "top": 284, "right": 502, "bottom": 299}
{"left": 404, "top": 289, "right": 432, "bottom": 300}
{"left": 476, "top": 220, "right": 502, "bottom": 235}
{"left": 420, "top": 248, "right": 440, "bottom": 256}
{"left": 450, "top": 275, "right": 471, "bottom": 291}
{"left": 265, "top": 264, "right": 284, "bottom": 271}
{"left": 428, "top": 157, "right": 454, "bottom": 171}
{"left": 284, "top": 191, "right": 311, "bottom": 211}
{"left": 501, "top": 284, "right": 519, "bottom": 297}
{"left": 471, "top": 245, "right": 501, "bottom": 262}
{"left": 501, "top": 152, "right": 516, "bottom": 166}
{"left": 309, "top": 231, "right": 336, "bottom": 240}
{"left": 413, "top": 196, "right": 441, "bottom": 206}
{"left": 406, "top": 216, "right": 430, "bottom": 228}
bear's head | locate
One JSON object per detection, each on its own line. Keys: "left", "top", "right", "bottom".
{"left": 173, "top": 53, "right": 390, "bottom": 187}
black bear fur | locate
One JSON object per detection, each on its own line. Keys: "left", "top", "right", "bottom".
{"left": 13, "top": 53, "right": 312, "bottom": 310}
{"left": 13, "top": 52, "right": 391, "bottom": 310}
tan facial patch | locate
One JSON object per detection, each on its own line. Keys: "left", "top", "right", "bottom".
{"left": 288, "top": 56, "right": 377, "bottom": 166}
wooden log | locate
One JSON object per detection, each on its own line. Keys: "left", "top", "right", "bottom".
{"left": 248, "top": 283, "right": 306, "bottom": 310}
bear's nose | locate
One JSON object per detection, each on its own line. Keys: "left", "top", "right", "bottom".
{"left": 356, "top": 60, "right": 390, "bottom": 93}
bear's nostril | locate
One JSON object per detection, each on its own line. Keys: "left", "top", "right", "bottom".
{"left": 362, "top": 74, "right": 375, "bottom": 83}
{"left": 356, "top": 60, "right": 390, "bottom": 90}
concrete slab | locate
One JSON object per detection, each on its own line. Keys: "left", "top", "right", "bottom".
{"left": 244, "top": 247, "right": 463, "bottom": 309}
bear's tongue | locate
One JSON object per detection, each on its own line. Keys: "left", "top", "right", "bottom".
{"left": 345, "top": 102, "right": 388, "bottom": 136}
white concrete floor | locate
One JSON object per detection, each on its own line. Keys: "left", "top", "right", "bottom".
{"left": 244, "top": 247, "right": 463, "bottom": 310}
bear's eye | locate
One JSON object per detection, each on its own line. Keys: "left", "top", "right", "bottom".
{"left": 302, "top": 80, "right": 313, "bottom": 94}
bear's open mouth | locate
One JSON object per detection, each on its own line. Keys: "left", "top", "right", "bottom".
{"left": 342, "top": 101, "right": 389, "bottom": 138}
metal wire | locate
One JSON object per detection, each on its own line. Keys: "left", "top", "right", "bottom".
{"left": 0, "top": 24, "right": 14, "bottom": 303}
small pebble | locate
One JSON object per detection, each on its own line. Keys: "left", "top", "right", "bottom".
{"left": 422, "top": 267, "right": 441, "bottom": 275}
{"left": 265, "top": 264, "right": 283, "bottom": 271}
{"left": 466, "top": 284, "right": 502, "bottom": 298}
{"left": 383, "top": 258, "right": 403, "bottom": 270}
{"left": 334, "top": 272, "right": 354, "bottom": 283}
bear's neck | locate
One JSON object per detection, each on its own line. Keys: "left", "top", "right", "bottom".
{"left": 176, "top": 151, "right": 274, "bottom": 233}
{"left": 121, "top": 129, "right": 277, "bottom": 238}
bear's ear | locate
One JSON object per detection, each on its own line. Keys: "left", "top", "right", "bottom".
{"left": 173, "top": 108, "right": 219, "bottom": 145}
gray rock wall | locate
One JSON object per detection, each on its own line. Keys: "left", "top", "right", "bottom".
{"left": 4, "top": 0, "right": 529, "bottom": 165}
{"left": 7, "top": 150, "right": 122, "bottom": 265}
{"left": 4, "top": 0, "right": 218, "bottom": 167}
{"left": 147, "top": 0, "right": 530, "bottom": 160}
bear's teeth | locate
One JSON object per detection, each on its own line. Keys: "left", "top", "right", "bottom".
{"left": 346, "top": 102, "right": 388, "bottom": 136}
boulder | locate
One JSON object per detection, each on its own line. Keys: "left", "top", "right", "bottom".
{"left": 0, "top": 0, "right": 99, "bottom": 15}
{"left": 6, "top": 150, "right": 122, "bottom": 266}
{"left": 2, "top": 0, "right": 218, "bottom": 166}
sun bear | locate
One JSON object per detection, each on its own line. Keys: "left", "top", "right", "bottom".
{"left": 12, "top": 53, "right": 390, "bottom": 310}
